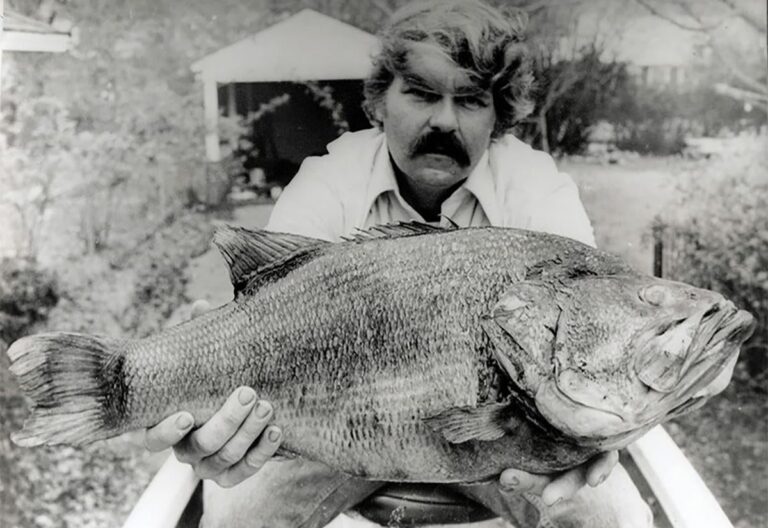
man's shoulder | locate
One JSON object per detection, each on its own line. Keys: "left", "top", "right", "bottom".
{"left": 488, "top": 134, "right": 574, "bottom": 194}
{"left": 298, "top": 128, "right": 384, "bottom": 187}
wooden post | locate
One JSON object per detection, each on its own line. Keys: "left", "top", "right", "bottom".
{"left": 652, "top": 217, "right": 665, "bottom": 278}
{"left": 0, "top": 0, "right": 5, "bottom": 110}
{"left": 227, "top": 82, "right": 236, "bottom": 117}
{"left": 203, "top": 76, "right": 220, "bottom": 163}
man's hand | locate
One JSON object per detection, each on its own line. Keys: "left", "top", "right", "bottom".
{"left": 498, "top": 451, "right": 619, "bottom": 506}
{"left": 142, "top": 300, "right": 283, "bottom": 488}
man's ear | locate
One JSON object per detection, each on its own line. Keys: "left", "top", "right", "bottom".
{"left": 373, "top": 99, "right": 386, "bottom": 123}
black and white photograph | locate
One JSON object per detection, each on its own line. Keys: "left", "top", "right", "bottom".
{"left": 0, "top": 0, "right": 766, "bottom": 527}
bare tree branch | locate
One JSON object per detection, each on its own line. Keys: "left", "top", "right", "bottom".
{"left": 715, "top": 82, "right": 768, "bottom": 107}
{"left": 716, "top": 0, "right": 767, "bottom": 33}
{"left": 708, "top": 43, "right": 768, "bottom": 94}
{"left": 632, "top": 0, "right": 715, "bottom": 31}
{"left": 634, "top": 0, "right": 767, "bottom": 102}
{"left": 369, "top": 0, "right": 393, "bottom": 17}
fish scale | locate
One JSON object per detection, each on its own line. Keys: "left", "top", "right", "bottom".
{"left": 7, "top": 223, "right": 754, "bottom": 483}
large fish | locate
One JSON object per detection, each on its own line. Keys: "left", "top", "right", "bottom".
{"left": 7, "top": 223, "right": 754, "bottom": 483}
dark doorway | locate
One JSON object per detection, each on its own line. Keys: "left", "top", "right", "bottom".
{"left": 219, "top": 80, "right": 370, "bottom": 189}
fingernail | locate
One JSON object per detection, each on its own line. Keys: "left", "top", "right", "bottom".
{"left": 596, "top": 472, "right": 608, "bottom": 486}
{"left": 500, "top": 474, "right": 521, "bottom": 490}
{"left": 238, "top": 387, "right": 256, "bottom": 406}
{"left": 255, "top": 401, "right": 271, "bottom": 418}
{"left": 176, "top": 414, "right": 192, "bottom": 430}
{"left": 544, "top": 494, "right": 564, "bottom": 507}
{"left": 267, "top": 427, "right": 281, "bottom": 443}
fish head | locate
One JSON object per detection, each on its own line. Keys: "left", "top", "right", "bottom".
{"left": 490, "top": 274, "right": 755, "bottom": 448}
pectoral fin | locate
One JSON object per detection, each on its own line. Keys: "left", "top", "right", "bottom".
{"left": 423, "top": 402, "right": 519, "bottom": 443}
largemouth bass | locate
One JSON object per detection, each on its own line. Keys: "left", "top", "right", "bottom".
{"left": 7, "top": 223, "right": 755, "bottom": 483}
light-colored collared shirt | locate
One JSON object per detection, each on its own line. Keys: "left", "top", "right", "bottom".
{"left": 266, "top": 128, "right": 595, "bottom": 246}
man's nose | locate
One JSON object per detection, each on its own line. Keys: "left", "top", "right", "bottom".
{"left": 428, "top": 99, "right": 459, "bottom": 132}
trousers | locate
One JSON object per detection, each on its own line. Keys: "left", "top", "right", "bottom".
{"left": 200, "top": 458, "right": 653, "bottom": 528}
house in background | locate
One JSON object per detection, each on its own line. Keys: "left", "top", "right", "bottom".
{"left": 191, "top": 9, "right": 378, "bottom": 189}
{"left": 1, "top": 8, "right": 74, "bottom": 53}
{"left": 569, "top": 2, "right": 764, "bottom": 92}
{"left": 0, "top": 8, "right": 76, "bottom": 107}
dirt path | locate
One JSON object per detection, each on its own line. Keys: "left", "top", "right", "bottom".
{"left": 183, "top": 203, "right": 274, "bottom": 308}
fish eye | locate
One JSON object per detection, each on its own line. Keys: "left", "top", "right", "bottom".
{"left": 639, "top": 285, "right": 669, "bottom": 306}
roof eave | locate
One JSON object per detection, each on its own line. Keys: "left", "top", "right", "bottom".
{"left": 1, "top": 31, "right": 72, "bottom": 53}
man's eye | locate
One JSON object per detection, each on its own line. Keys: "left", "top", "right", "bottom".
{"left": 405, "top": 88, "right": 439, "bottom": 102}
{"left": 458, "top": 96, "right": 488, "bottom": 109}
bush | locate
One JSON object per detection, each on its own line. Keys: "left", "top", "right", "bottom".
{"left": 611, "top": 83, "right": 763, "bottom": 155}
{"left": 615, "top": 118, "right": 688, "bottom": 155}
{"left": 517, "top": 47, "right": 632, "bottom": 155}
{"left": 655, "top": 147, "right": 768, "bottom": 372}
{"left": 0, "top": 259, "right": 59, "bottom": 343}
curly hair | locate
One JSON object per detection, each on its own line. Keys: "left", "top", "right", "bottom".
{"left": 363, "top": 0, "right": 535, "bottom": 139}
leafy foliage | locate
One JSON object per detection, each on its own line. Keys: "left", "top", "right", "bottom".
{"left": 612, "top": 83, "right": 761, "bottom": 155}
{"left": 0, "top": 259, "right": 58, "bottom": 344}
{"left": 518, "top": 46, "right": 632, "bottom": 155}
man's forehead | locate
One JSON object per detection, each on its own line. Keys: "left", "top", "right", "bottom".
{"left": 399, "top": 42, "right": 486, "bottom": 95}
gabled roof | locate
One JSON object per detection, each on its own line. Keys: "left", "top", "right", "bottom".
{"left": 191, "top": 9, "right": 378, "bottom": 83}
{"left": 2, "top": 9, "right": 73, "bottom": 52}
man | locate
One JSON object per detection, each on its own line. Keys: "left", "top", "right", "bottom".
{"left": 145, "top": 1, "right": 653, "bottom": 526}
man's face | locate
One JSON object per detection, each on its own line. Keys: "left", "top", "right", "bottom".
{"left": 378, "top": 45, "right": 497, "bottom": 190}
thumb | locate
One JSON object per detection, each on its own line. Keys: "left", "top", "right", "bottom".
{"left": 499, "top": 468, "right": 552, "bottom": 496}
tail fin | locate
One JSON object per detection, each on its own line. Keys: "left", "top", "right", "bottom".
{"left": 8, "top": 332, "right": 128, "bottom": 447}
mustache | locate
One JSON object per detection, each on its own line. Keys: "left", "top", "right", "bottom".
{"left": 411, "top": 132, "right": 470, "bottom": 167}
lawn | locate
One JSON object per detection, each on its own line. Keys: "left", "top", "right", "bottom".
{"left": 561, "top": 156, "right": 679, "bottom": 274}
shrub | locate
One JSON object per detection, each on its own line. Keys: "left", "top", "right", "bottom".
{"left": 517, "top": 47, "right": 632, "bottom": 155}
{"left": 655, "top": 147, "right": 767, "bottom": 373}
{"left": 0, "top": 259, "right": 59, "bottom": 343}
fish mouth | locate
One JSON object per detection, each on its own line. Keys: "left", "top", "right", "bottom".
{"left": 635, "top": 302, "right": 752, "bottom": 393}
{"left": 656, "top": 306, "right": 753, "bottom": 402}
{"left": 633, "top": 304, "right": 753, "bottom": 425}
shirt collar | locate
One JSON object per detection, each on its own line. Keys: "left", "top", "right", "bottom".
{"left": 365, "top": 135, "right": 499, "bottom": 225}
{"left": 365, "top": 135, "right": 399, "bottom": 214}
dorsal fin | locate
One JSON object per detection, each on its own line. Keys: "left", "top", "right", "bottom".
{"left": 441, "top": 215, "right": 460, "bottom": 228}
{"left": 213, "top": 225, "right": 327, "bottom": 291}
{"left": 341, "top": 221, "right": 453, "bottom": 243}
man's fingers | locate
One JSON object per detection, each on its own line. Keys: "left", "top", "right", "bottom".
{"left": 144, "top": 412, "right": 194, "bottom": 452}
{"left": 586, "top": 450, "right": 619, "bottom": 487}
{"left": 212, "top": 425, "right": 283, "bottom": 488}
{"left": 175, "top": 387, "right": 257, "bottom": 463}
{"left": 541, "top": 465, "right": 587, "bottom": 506}
{"left": 499, "top": 468, "right": 552, "bottom": 496}
{"left": 194, "top": 400, "right": 274, "bottom": 478}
